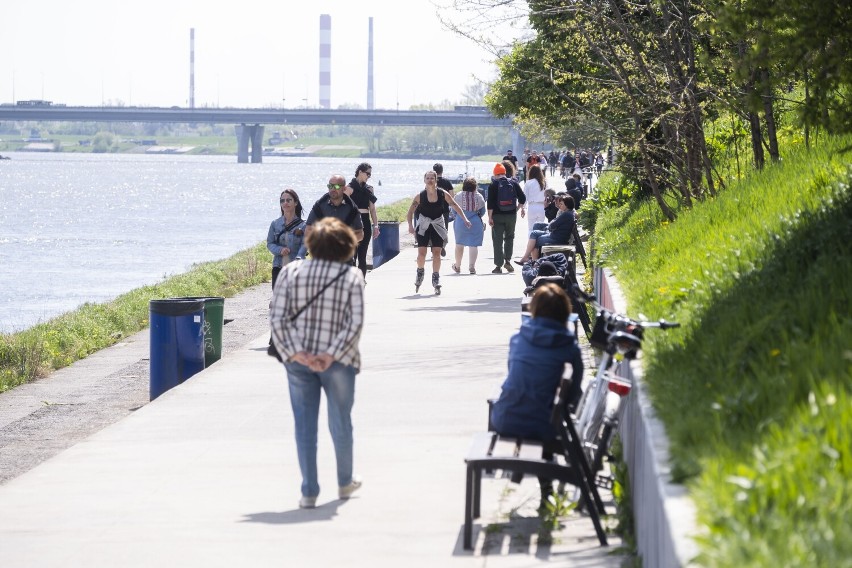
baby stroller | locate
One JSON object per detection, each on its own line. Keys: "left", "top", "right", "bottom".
{"left": 520, "top": 253, "right": 592, "bottom": 338}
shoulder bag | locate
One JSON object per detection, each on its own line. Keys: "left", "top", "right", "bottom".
{"left": 267, "top": 266, "right": 349, "bottom": 362}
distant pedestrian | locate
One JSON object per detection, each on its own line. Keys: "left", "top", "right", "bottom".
{"left": 267, "top": 188, "right": 306, "bottom": 288}
{"left": 270, "top": 217, "right": 365, "bottom": 509}
{"left": 487, "top": 162, "right": 526, "bottom": 274}
{"left": 406, "top": 170, "right": 470, "bottom": 294}
{"left": 503, "top": 149, "right": 518, "bottom": 172}
{"left": 297, "top": 174, "right": 364, "bottom": 259}
{"left": 433, "top": 162, "right": 455, "bottom": 258}
{"left": 560, "top": 151, "right": 571, "bottom": 179}
{"left": 524, "top": 164, "right": 548, "bottom": 232}
{"left": 344, "top": 162, "right": 379, "bottom": 278}
{"left": 451, "top": 177, "right": 487, "bottom": 275}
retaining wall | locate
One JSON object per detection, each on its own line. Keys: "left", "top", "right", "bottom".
{"left": 593, "top": 267, "right": 700, "bottom": 567}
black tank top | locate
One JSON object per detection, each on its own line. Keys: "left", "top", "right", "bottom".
{"left": 418, "top": 189, "right": 445, "bottom": 220}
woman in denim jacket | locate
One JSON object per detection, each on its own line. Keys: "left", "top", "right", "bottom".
{"left": 267, "top": 188, "right": 307, "bottom": 288}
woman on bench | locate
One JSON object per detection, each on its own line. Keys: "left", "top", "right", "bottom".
{"left": 489, "top": 282, "right": 584, "bottom": 508}
{"left": 513, "top": 194, "right": 576, "bottom": 265}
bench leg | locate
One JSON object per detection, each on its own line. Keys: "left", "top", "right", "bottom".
{"left": 473, "top": 467, "right": 483, "bottom": 519}
{"left": 464, "top": 464, "right": 475, "bottom": 550}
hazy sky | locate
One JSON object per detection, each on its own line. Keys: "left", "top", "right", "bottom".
{"left": 0, "top": 0, "right": 509, "bottom": 110}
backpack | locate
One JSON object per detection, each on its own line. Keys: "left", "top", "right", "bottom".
{"left": 496, "top": 178, "right": 517, "bottom": 212}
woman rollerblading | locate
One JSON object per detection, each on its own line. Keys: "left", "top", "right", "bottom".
{"left": 407, "top": 170, "right": 470, "bottom": 295}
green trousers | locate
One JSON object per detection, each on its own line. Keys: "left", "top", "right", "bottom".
{"left": 491, "top": 213, "right": 517, "bottom": 266}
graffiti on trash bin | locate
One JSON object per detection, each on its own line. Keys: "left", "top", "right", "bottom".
{"left": 203, "top": 320, "right": 214, "bottom": 353}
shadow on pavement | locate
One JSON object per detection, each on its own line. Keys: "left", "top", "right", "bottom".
{"left": 403, "top": 297, "right": 520, "bottom": 314}
{"left": 241, "top": 500, "right": 349, "bottom": 525}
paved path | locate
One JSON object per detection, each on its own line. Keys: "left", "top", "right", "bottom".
{"left": 0, "top": 181, "right": 625, "bottom": 567}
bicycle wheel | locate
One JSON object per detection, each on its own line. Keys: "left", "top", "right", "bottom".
{"left": 575, "top": 374, "right": 602, "bottom": 436}
{"left": 581, "top": 387, "right": 607, "bottom": 462}
{"left": 591, "top": 422, "right": 615, "bottom": 474}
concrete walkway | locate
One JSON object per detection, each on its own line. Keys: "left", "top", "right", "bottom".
{"left": 0, "top": 196, "right": 625, "bottom": 567}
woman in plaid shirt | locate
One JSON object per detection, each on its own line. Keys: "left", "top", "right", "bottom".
{"left": 270, "top": 218, "right": 365, "bottom": 509}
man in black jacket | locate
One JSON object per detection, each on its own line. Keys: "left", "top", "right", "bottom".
{"left": 487, "top": 162, "right": 526, "bottom": 274}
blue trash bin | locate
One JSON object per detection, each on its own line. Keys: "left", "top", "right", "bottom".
{"left": 149, "top": 299, "right": 206, "bottom": 401}
{"left": 372, "top": 221, "right": 400, "bottom": 268}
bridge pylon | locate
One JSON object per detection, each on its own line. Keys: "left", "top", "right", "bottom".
{"left": 236, "top": 124, "right": 264, "bottom": 163}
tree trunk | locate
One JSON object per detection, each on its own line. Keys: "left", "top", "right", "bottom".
{"left": 804, "top": 69, "right": 810, "bottom": 149}
{"left": 761, "top": 68, "right": 780, "bottom": 161}
{"left": 749, "top": 111, "right": 765, "bottom": 170}
{"left": 635, "top": 117, "right": 676, "bottom": 221}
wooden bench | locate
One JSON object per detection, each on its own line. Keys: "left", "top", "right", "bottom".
{"left": 463, "top": 379, "right": 608, "bottom": 550}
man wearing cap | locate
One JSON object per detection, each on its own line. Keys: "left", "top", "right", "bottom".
{"left": 487, "top": 162, "right": 526, "bottom": 274}
{"left": 503, "top": 149, "right": 518, "bottom": 173}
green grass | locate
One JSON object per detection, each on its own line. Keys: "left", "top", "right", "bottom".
{"left": 593, "top": 135, "right": 852, "bottom": 565}
{"left": 375, "top": 198, "right": 413, "bottom": 223}
{"left": 0, "top": 243, "right": 272, "bottom": 393}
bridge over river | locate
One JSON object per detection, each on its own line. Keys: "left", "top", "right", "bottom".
{"left": 0, "top": 105, "right": 518, "bottom": 162}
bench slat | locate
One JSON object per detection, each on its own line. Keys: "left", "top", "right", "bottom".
{"left": 466, "top": 432, "right": 496, "bottom": 461}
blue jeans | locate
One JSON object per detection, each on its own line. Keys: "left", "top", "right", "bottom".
{"left": 284, "top": 361, "right": 357, "bottom": 498}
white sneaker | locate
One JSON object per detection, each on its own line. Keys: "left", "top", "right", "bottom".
{"left": 299, "top": 496, "right": 317, "bottom": 509}
{"left": 339, "top": 477, "right": 363, "bottom": 499}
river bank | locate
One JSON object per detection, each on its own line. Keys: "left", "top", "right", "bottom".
{"left": 0, "top": 220, "right": 412, "bottom": 483}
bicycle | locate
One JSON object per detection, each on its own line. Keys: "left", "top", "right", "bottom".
{"left": 571, "top": 286, "right": 680, "bottom": 480}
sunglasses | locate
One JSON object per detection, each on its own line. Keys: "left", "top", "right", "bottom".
{"left": 280, "top": 198, "right": 295, "bottom": 203}
{"left": 362, "top": 171, "right": 372, "bottom": 178}
{"left": 327, "top": 183, "right": 344, "bottom": 190}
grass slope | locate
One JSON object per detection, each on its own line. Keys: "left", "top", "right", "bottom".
{"left": 594, "top": 137, "right": 852, "bottom": 566}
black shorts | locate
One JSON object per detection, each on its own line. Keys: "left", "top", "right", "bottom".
{"left": 415, "top": 225, "right": 445, "bottom": 248}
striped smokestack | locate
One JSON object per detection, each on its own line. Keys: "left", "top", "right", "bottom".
{"left": 367, "top": 17, "right": 374, "bottom": 110}
{"left": 189, "top": 28, "right": 195, "bottom": 109}
{"left": 319, "top": 14, "right": 331, "bottom": 109}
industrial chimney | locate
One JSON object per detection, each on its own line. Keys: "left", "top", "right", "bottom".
{"left": 319, "top": 15, "right": 331, "bottom": 109}
{"left": 189, "top": 28, "right": 195, "bottom": 109}
{"left": 367, "top": 17, "right": 374, "bottom": 110}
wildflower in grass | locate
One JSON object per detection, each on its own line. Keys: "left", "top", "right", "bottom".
{"left": 770, "top": 348, "right": 781, "bottom": 357}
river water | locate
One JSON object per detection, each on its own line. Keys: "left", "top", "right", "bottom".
{"left": 0, "top": 152, "right": 493, "bottom": 333}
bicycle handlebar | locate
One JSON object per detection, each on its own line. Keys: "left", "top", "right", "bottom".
{"left": 571, "top": 284, "right": 680, "bottom": 331}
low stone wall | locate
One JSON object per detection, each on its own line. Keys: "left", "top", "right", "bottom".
{"left": 593, "top": 267, "right": 700, "bottom": 567}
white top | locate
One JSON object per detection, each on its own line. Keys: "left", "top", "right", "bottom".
{"left": 524, "top": 178, "right": 546, "bottom": 207}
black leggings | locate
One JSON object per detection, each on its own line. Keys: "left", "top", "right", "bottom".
{"left": 355, "top": 213, "right": 372, "bottom": 277}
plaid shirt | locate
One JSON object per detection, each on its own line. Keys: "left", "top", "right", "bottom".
{"left": 270, "top": 258, "right": 364, "bottom": 370}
